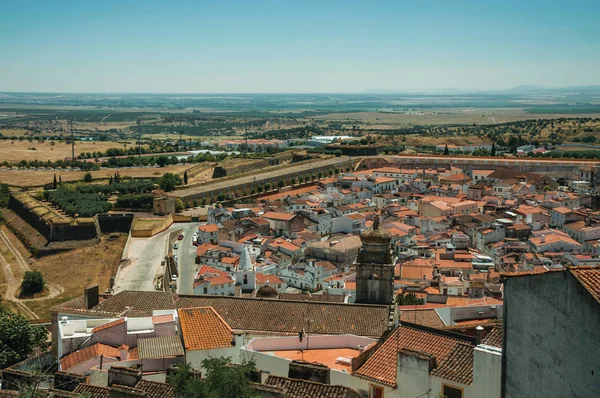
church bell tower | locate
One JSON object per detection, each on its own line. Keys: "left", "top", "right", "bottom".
{"left": 355, "top": 216, "right": 395, "bottom": 304}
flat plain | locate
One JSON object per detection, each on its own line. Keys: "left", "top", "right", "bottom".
{"left": 0, "top": 164, "right": 192, "bottom": 187}
{"left": 0, "top": 140, "right": 136, "bottom": 162}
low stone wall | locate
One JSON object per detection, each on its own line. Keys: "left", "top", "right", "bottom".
{"left": 130, "top": 214, "right": 173, "bottom": 237}
{"left": 97, "top": 213, "right": 135, "bottom": 233}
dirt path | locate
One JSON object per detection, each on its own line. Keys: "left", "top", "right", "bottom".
{"left": 0, "top": 228, "right": 65, "bottom": 319}
{"left": 0, "top": 251, "right": 39, "bottom": 319}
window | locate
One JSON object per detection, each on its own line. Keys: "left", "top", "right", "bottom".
{"left": 369, "top": 385, "right": 384, "bottom": 398}
{"left": 442, "top": 384, "right": 463, "bottom": 398}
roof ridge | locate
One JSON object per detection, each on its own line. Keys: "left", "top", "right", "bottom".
{"left": 175, "top": 292, "right": 389, "bottom": 308}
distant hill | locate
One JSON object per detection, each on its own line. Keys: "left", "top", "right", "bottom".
{"left": 361, "top": 85, "right": 600, "bottom": 95}
{"left": 506, "top": 85, "right": 600, "bottom": 94}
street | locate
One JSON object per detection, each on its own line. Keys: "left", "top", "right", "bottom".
{"left": 174, "top": 222, "right": 204, "bottom": 295}
{"left": 114, "top": 222, "right": 201, "bottom": 293}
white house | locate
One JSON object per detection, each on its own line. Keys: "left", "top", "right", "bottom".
{"left": 193, "top": 265, "right": 235, "bottom": 296}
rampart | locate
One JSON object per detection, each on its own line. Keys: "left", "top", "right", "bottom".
{"left": 8, "top": 192, "right": 100, "bottom": 242}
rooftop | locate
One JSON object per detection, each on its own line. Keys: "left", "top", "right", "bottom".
{"left": 271, "top": 348, "right": 360, "bottom": 371}
{"left": 178, "top": 307, "right": 234, "bottom": 351}
{"left": 354, "top": 324, "right": 474, "bottom": 387}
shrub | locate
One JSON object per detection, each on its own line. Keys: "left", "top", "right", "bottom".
{"left": 83, "top": 172, "right": 93, "bottom": 183}
{"left": 115, "top": 194, "right": 154, "bottom": 209}
{"left": 157, "top": 173, "right": 182, "bottom": 192}
{"left": 20, "top": 271, "right": 45, "bottom": 296}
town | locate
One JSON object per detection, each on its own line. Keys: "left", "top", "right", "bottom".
{"left": 1, "top": 147, "right": 599, "bottom": 397}
{"left": 2, "top": 1, "right": 600, "bottom": 397}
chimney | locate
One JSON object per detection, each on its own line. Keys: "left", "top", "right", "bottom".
{"left": 84, "top": 285, "right": 99, "bottom": 310}
{"left": 119, "top": 345, "right": 129, "bottom": 361}
{"left": 476, "top": 325, "right": 484, "bottom": 345}
{"left": 540, "top": 234, "right": 546, "bottom": 244}
{"left": 108, "top": 366, "right": 142, "bottom": 388}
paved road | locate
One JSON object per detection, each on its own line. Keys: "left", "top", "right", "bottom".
{"left": 114, "top": 224, "right": 181, "bottom": 292}
{"left": 174, "top": 222, "right": 204, "bottom": 295}
{"left": 114, "top": 222, "right": 202, "bottom": 294}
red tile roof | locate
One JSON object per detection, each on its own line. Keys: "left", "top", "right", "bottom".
{"left": 354, "top": 325, "right": 473, "bottom": 387}
{"left": 60, "top": 343, "right": 120, "bottom": 371}
{"left": 198, "top": 224, "right": 219, "bottom": 233}
{"left": 152, "top": 314, "right": 174, "bottom": 324}
{"left": 178, "top": 307, "right": 234, "bottom": 351}
{"left": 570, "top": 266, "right": 600, "bottom": 304}
{"left": 482, "top": 326, "right": 503, "bottom": 348}
{"left": 91, "top": 318, "right": 124, "bottom": 333}
{"left": 263, "top": 212, "right": 295, "bottom": 221}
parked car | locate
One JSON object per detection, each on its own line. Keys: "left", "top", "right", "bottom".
{"left": 173, "top": 243, "right": 178, "bottom": 250}
{"left": 178, "top": 234, "right": 184, "bottom": 240}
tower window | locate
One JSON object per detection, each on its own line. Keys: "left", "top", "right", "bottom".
{"left": 368, "top": 273, "right": 380, "bottom": 280}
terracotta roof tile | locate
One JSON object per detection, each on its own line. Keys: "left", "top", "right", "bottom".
{"left": 73, "top": 384, "right": 110, "bottom": 398}
{"left": 178, "top": 307, "right": 234, "bottom": 351}
{"left": 198, "top": 224, "right": 219, "bottom": 233}
{"left": 263, "top": 212, "right": 296, "bottom": 221}
{"left": 91, "top": 318, "right": 124, "bottom": 333}
{"left": 399, "top": 309, "right": 445, "bottom": 329}
{"left": 430, "top": 343, "right": 474, "bottom": 385}
{"left": 152, "top": 314, "right": 174, "bottom": 324}
{"left": 134, "top": 380, "right": 174, "bottom": 398}
{"left": 54, "top": 291, "right": 389, "bottom": 337}
{"left": 265, "top": 375, "right": 361, "bottom": 398}
{"left": 60, "top": 343, "right": 120, "bottom": 371}
{"left": 354, "top": 325, "right": 474, "bottom": 387}
{"left": 569, "top": 266, "right": 600, "bottom": 304}
{"left": 482, "top": 326, "right": 503, "bottom": 348}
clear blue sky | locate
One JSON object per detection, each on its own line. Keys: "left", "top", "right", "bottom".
{"left": 1, "top": 0, "right": 599, "bottom": 93}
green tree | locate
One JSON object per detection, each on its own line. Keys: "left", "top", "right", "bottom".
{"left": 491, "top": 142, "right": 496, "bottom": 156}
{"left": 0, "top": 309, "right": 47, "bottom": 369}
{"left": 183, "top": 171, "right": 189, "bottom": 185}
{"left": 217, "top": 193, "right": 226, "bottom": 202}
{"left": 156, "top": 156, "right": 169, "bottom": 167}
{"left": 20, "top": 271, "right": 45, "bottom": 297}
{"left": 175, "top": 198, "right": 184, "bottom": 212}
{"left": 83, "top": 172, "right": 93, "bottom": 183}
{"left": 443, "top": 144, "right": 449, "bottom": 155}
{"left": 167, "top": 358, "right": 257, "bottom": 398}
{"left": 157, "top": 173, "right": 182, "bottom": 192}
{"left": 395, "top": 292, "right": 425, "bottom": 306}
{"left": 278, "top": 180, "right": 285, "bottom": 188}
{"left": 52, "top": 174, "right": 57, "bottom": 189}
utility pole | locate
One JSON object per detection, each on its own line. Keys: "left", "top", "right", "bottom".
{"left": 70, "top": 118, "right": 74, "bottom": 164}
{"left": 244, "top": 118, "right": 248, "bottom": 158}
{"left": 137, "top": 119, "right": 142, "bottom": 160}
{"left": 179, "top": 117, "right": 183, "bottom": 152}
